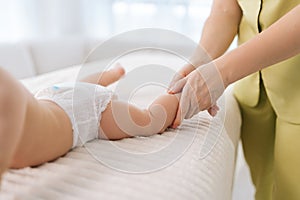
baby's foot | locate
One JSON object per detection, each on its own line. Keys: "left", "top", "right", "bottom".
{"left": 99, "top": 63, "right": 126, "bottom": 86}
{"left": 112, "top": 63, "right": 126, "bottom": 78}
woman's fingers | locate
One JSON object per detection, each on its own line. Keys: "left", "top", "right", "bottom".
{"left": 168, "top": 77, "right": 187, "bottom": 94}
{"left": 171, "top": 85, "right": 190, "bottom": 128}
{"left": 168, "top": 64, "right": 196, "bottom": 93}
{"left": 171, "top": 64, "right": 224, "bottom": 127}
{"left": 207, "top": 104, "right": 219, "bottom": 116}
{"left": 171, "top": 104, "right": 182, "bottom": 129}
{"left": 168, "top": 73, "right": 183, "bottom": 92}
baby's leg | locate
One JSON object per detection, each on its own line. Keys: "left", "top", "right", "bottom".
{"left": 80, "top": 63, "right": 125, "bottom": 86}
{"left": 0, "top": 68, "right": 29, "bottom": 179}
{"left": 99, "top": 94, "right": 179, "bottom": 140}
{"left": 0, "top": 67, "right": 73, "bottom": 178}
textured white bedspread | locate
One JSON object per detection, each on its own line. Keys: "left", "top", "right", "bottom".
{"left": 0, "top": 53, "right": 241, "bottom": 200}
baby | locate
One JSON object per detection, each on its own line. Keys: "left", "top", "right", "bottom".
{"left": 0, "top": 64, "right": 180, "bottom": 182}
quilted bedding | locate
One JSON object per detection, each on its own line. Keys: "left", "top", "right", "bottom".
{"left": 0, "top": 51, "right": 241, "bottom": 200}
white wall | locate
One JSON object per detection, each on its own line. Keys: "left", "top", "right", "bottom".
{"left": 0, "top": 0, "right": 212, "bottom": 42}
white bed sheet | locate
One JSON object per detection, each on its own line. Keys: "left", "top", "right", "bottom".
{"left": 0, "top": 52, "right": 241, "bottom": 200}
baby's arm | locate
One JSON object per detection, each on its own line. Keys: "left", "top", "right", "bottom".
{"left": 99, "top": 94, "right": 179, "bottom": 140}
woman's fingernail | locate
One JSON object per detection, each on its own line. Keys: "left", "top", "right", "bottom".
{"left": 213, "top": 110, "right": 218, "bottom": 116}
{"left": 168, "top": 89, "right": 174, "bottom": 94}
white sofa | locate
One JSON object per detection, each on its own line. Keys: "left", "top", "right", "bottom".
{"left": 0, "top": 37, "right": 101, "bottom": 78}
{"left": 0, "top": 37, "right": 255, "bottom": 200}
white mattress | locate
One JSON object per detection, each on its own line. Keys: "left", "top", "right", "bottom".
{"left": 0, "top": 52, "right": 241, "bottom": 200}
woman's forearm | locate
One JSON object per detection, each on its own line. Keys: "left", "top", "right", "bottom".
{"left": 191, "top": 0, "right": 242, "bottom": 67}
{"left": 218, "top": 5, "right": 300, "bottom": 87}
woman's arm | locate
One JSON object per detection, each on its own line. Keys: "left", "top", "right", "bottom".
{"left": 218, "top": 4, "right": 300, "bottom": 87}
{"left": 172, "top": 4, "right": 300, "bottom": 127}
{"left": 193, "top": 0, "right": 242, "bottom": 65}
{"left": 169, "top": 0, "right": 242, "bottom": 94}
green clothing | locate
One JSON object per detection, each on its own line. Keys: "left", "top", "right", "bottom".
{"left": 235, "top": 0, "right": 300, "bottom": 122}
{"left": 239, "top": 82, "right": 300, "bottom": 200}
{"left": 234, "top": 0, "right": 300, "bottom": 199}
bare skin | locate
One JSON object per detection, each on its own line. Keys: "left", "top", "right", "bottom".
{"left": 168, "top": 0, "right": 242, "bottom": 118}
{"left": 0, "top": 64, "right": 179, "bottom": 182}
{"left": 170, "top": 2, "right": 300, "bottom": 127}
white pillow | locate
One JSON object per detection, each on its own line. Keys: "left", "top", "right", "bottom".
{"left": 28, "top": 37, "right": 86, "bottom": 74}
{"left": 0, "top": 42, "right": 35, "bottom": 78}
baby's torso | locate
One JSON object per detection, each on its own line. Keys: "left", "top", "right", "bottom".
{"left": 34, "top": 82, "right": 114, "bottom": 148}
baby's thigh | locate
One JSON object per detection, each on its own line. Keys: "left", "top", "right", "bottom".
{"left": 11, "top": 99, "right": 73, "bottom": 168}
{"left": 99, "top": 100, "right": 152, "bottom": 140}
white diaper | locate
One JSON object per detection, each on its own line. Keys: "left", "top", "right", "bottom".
{"left": 35, "top": 82, "right": 114, "bottom": 148}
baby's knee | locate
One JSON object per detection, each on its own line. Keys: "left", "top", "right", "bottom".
{"left": 0, "top": 67, "right": 11, "bottom": 85}
{"left": 10, "top": 155, "right": 27, "bottom": 169}
{"left": 0, "top": 72, "right": 27, "bottom": 114}
{"left": 0, "top": 68, "right": 13, "bottom": 94}
{"left": 0, "top": 66, "right": 6, "bottom": 76}
{"left": 0, "top": 82, "right": 12, "bottom": 112}
{"left": 0, "top": 89, "right": 13, "bottom": 113}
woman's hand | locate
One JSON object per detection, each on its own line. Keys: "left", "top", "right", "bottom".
{"left": 169, "top": 62, "right": 225, "bottom": 128}
{"left": 168, "top": 63, "right": 196, "bottom": 93}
